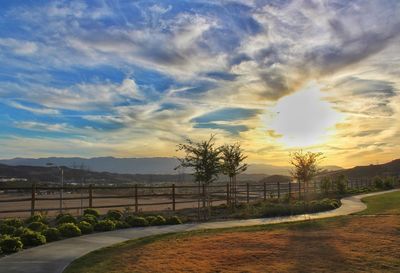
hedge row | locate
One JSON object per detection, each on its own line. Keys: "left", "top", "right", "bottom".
{"left": 0, "top": 209, "right": 183, "bottom": 255}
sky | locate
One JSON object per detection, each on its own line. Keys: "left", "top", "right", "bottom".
{"left": 0, "top": 0, "right": 399, "bottom": 167}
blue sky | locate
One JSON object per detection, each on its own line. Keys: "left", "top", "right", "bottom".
{"left": 0, "top": 0, "right": 399, "bottom": 167}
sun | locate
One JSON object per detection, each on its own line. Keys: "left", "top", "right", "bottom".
{"left": 266, "top": 82, "right": 342, "bottom": 147}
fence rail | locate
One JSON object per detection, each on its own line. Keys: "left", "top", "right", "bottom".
{"left": 0, "top": 177, "right": 383, "bottom": 218}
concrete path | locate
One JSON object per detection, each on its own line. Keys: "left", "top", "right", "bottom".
{"left": 0, "top": 189, "right": 398, "bottom": 273}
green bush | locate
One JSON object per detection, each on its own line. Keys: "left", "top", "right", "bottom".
{"left": 94, "top": 220, "right": 115, "bottom": 232}
{"left": 383, "top": 177, "right": 395, "bottom": 189}
{"left": 79, "top": 214, "right": 97, "bottom": 225}
{"left": 106, "top": 210, "right": 123, "bottom": 221}
{"left": 0, "top": 236, "right": 23, "bottom": 253}
{"left": 83, "top": 208, "right": 100, "bottom": 218}
{"left": 20, "top": 230, "right": 46, "bottom": 246}
{"left": 13, "top": 227, "right": 30, "bottom": 237}
{"left": 58, "top": 223, "right": 81, "bottom": 237}
{"left": 114, "top": 221, "right": 130, "bottom": 229}
{"left": 334, "top": 176, "right": 347, "bottom": 195}
{"left": 126, "top": 216, "right": 149, "bottom": 227}
{"left": 320, "top": 177, "right": 333, "bottom": 195}
{"left": 3, "top": 218, "right": 24, "bottom": 228}
{"left": 56, "top": 214, "right": 77, "bottom": 225}
{"left": 26, "top": 213, "right": 47, "bottom": 224}
{"left": 166, "top": 216, "right": 183, "bottom": 225}
{"left": 374, "top": 176, "right": 384, "bottom": 189}
{"left": 27, "top": 221, "right": 47, "bottom": 232}
{"left": 77, "top": 221, "right": 93, "bottom": 234}
{"left": 42, "top": 228, "right": 60, "bottom": 242}
{"left": 0, "top": 224, "right": 17, "bottom": 235}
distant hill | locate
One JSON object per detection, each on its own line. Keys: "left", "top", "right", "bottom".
{"left": 0, "top": 157, "right": 342, "bottom": 176}
{"left": 328, "top": 159, "right": 400, "bottom": 178}
{"left": 259, "top": 175, "right": 292, "bottom": 184}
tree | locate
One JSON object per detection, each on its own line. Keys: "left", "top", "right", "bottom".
{"left": 221, "top": 143, "right": 247, "bottom": 206}
{"left": 289, "top": 150, "right": 324, "bottom": 197}
{"left": 176, "top": 135, "right": 222, "bottom": 219}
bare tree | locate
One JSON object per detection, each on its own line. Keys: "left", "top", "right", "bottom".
{"left": 221, "top": 143, "right": 247, "bottom": 206}
{"left": 289, "top": 150, "right": 324, "bottom": 197}
{"left": 176, "top": 135, "right": 222, "bottom": 219}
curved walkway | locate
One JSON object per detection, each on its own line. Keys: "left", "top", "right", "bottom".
{"left": 0, "top": 189, "right": 398, "bottom": 273}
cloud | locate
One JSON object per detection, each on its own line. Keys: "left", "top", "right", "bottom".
{"left": 0, "top": 38, "right": 38, "bottom": 55}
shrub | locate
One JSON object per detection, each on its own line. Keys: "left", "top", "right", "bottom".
{"left": 80, "top": 214, "right": 97, "bottom": 225}
{"left": 0, "top": 236, "right": 23, "bottom": 253}
{"left": 42, "top": 228, "right": 60, "bottom": 242}
{"left": 94, "top": 220, "right": 115, "bottom": 232}
{"left": 57, "top": 214, "right": 77, "bottom": 225}
{"left": 320, "top": 177, "right": 332, "bottom": 195}
{"left": 0, "top": 224, "right": 16, "bottom": 235}
{"left": 58, "top": 223, "right": 81, "bottom": 237}
{"left": 3, "top": 218, "right": 24, "bottom": 228}
{"left": 20, "top": 230, "right": 46, "bottom": 246}
{"left": 77, "top": 221, "right": 93, "bottom": 234}
{"left": 145, "top": 216, "right": 157, "bottom": 225}
{"left": 126, "top": 216, "right": 149, "bottom": 227}
{"left": 152, "top": 215, "right": 166, "bottom": 225}
{"left": 26, "top": 213, "right": 46, "bottom": 224}
{"left": 27, "top": 221, "right": 47, "bottom": 232}
{"left": 334, "top": 175, "right": 347, "bottom": 195}
{"left": 165, "top": 216, "right": 183, "bottom": 225}
{"left": 383, "top": 177, "right": 395, "bottom": 189}
{"left": 13, "top": 227, "right": 30, "bottom": 237}
{"left": 114, "top": 221, "right": 130, "bottom": 229}
{"left": 83, "top": 208, "right": 100, "bottom": 218}
{"left": 106, "top": 210, "right": 123, "bottom": 221}
{"left": 373, "top": 176, "right": 384, "bottom": 189}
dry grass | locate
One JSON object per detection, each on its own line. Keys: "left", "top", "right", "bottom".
{"left": 65, "top": 191, "right": 400, "bottom": 273}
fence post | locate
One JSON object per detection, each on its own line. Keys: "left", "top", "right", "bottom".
{"left": 172, "top": 184, "right": 176, "bottom": 211}
{"left": 226, "top": 183, "right": 230, "bottom": 205}
{"left": 134, "top": 184, "right": 138, "bottom": 213}
{"left": 289, "top": 182, "right": 292, "bottom": 200}
{"left": 31, "top": 183, "right": 36, "bottom": 216}
{"left": 246, "top": 183, "right": 249, "bottom": 203}
{"left": 89, "top": 184, "right": 93, "bottom": 208}
{"left": 298, "top": 182, "right": 301, "bottom": 199}
{"left": 202, "top": 183, "right": 206, "bottom": 209}
{"left": 263, "top": 182, "right": 266, "bottom": 201}
{"left": 277, "top": 182, "right": 280, "bottom": 199}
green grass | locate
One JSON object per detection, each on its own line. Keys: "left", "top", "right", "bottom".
{"left": 64, "top": 190, "right": 400, "bottom": 273}
{"left": 357, "top": 190, "right": 400, "bottom": 215}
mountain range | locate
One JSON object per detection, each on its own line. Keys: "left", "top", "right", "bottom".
{"left": 0, "top": 157, "right": 343, "bottom": 175}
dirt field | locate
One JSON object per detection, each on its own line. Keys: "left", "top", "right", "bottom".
{"left": 91, "top": 215, "right": 400, "bottom": 273}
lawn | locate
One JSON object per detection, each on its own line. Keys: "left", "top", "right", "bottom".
{"left": 65, "top": 191, "right": 400, "bottom": 273}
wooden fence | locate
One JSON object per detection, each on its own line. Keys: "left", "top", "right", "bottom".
{"left": 0, "top": 177, "right": 380, "bottom": 218}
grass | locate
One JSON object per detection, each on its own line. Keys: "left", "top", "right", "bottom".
{"left": 65, "top": 190, "right": 400, "bottom": 273}
{"left": 357, "top": 190, "right": 400, "bottom": 215}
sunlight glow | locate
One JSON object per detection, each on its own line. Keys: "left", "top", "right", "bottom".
{"left": 267, "top": 82, "right": 343, "bottom": 147}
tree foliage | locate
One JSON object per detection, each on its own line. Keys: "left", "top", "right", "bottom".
{"left": 290, "top": 150, "right": 324, "bottom": 195}
{"left": 176, "top": 135, "right": 222, "bottom": 185}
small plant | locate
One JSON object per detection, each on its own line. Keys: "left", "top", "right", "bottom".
{"left": 57, "top": 214, "right": 77, "bottom": 225}
{"left": 0, "top": 236, "right": 23, "bottom": 253}
{"left": 80, "top": 214, "right": 97, "bottom": 225}
{"left": 126, "top": 216, "right": 149, "bottom": 227}
{"left": 383, "top": 177, "right": 395, "bottom": 189}
{"left": 26, "top": 213, "right": 46, "bottom": 224}
{"left": 114, "top": 221, "right": 130, "bottom": 229}
{"left": 94, "top": 220, "right": 116, "bottom": 232}
{"left": 148, "top": 215, "right": 166, "bottom": 226}
{"left": 373, "top": 176, "right": 384, "bottom": 189}
{"left": 166, "top": 216, "right": 183, "bottom": 225}
{"left": 334, "top": 175, "right": 347, "bottom": 195}
{"left": 78, "top": 221, "right": 93, "bottom": 234}
{"left": 58, "top": 223, "right": 82, "bottom": 237}
{"left": 83, "top": 208, "right": 100, "bottom": 218}
{"left": 320, "top": 177, "right": 332, "bottom": 195}
{"left": 42, "top": 228, "right": 60, "bottom": 242}
{"left": 27, "top": 221, "right": 47, "bottom": 232}
{"left": 0, "top": 224, "right": 17, "bottom": 235}
{"left": 3, "top": 218, "right": 24, "bottom": 228}
{"left": 20, "top": 230, "right": 46, "bottom": 246}
{"left": 13, "top": 227, "right": 30, "bottom": 237}
{"left": 106, "top": 210, "right": 123, "bottom": 221}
